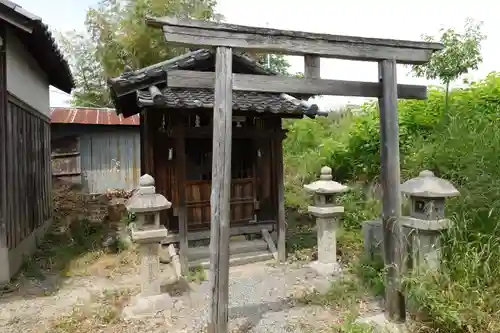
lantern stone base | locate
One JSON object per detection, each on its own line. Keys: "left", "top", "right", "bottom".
{"left": 309, "top": 260, "right": 341, "bottom": 276}
{"left": 121, "top": 293, "right": 173, "bottom": 320}
{"left": 356, "top": 313, "right": 407, "bottom": 333}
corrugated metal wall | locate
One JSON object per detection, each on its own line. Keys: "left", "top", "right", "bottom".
{"left": 80, "top": 129, "right": 140, "bottom": 194}
{"left": 51, "top": 125, "right": 141, "bottom": 194}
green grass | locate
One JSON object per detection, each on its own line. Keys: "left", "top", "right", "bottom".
{"left": 10, "top": 215, "right": 141, "bottom": 296}
{"left": 299, "top": 278, "right": 367, "bottom": 308}
{"left": 187, "top": 265, "right": 207, "bottom": 283}
{"left": 295, "top": 273, "right": 378, "bottom": 333}
{"left": 354, "top": 255, "right": 385, "bottom": 298}
{"left": 19, "top": 218, "right": 110, "bottom": 280}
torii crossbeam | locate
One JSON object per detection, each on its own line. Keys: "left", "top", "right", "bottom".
{"left": 144, "top": 15, "right": 442, "bottom": 333}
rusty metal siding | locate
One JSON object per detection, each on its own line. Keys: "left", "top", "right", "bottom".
{"left": 79, "top": 128, "right": 140, "bottom": 194}
{"left": 51, "top": 107, "right": 140, "bottom": 126}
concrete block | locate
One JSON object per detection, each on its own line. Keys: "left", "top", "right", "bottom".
{"left": 362, "top": 220, "right": 384, "bottom": 260}
{"left": 122, "top": 293, "right": 173, "bottom": 320}
{"left": 309, "top": 260, "right": 341, "bottom": 276}
{"left": 356, "top": 313, "right": 407, "bottom": 333}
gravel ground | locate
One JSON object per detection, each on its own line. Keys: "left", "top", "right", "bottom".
{"left": 0, "top": 261, "right": 382, "bottom": 333}
{"left": 168, "top": 262, "right": 340, "bottom": 333}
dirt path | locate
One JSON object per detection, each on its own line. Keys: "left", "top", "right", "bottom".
{"left": 0, "top": 260, "right": 382, "bottom": 333}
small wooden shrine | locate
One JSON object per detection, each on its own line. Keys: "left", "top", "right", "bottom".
{"left": 108, "top": 49, "right": 321, "bottom": 263}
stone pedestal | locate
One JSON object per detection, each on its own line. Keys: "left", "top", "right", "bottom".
{"left": 122, "top": 228, "right": 173, "bottom": 320}
{"left": 140, "top": 242, "right": 162, "bottom": 296}
{"left": 310, "top": 212, "right": 343, "bottom": 275}
{"left": 304, "top": 166, "right": 348, "bottom": 276}
{"left": 401, "top": 217, "right": 449, "bottom": 272}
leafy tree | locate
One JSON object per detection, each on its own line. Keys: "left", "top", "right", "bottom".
{"left": 56, "top": 30, "right": 111, "bottom": 107}
{"left": 411, "top": 18, "right": 486, "bottom": 111}
{"left": 58, "top": 0, "right": 292, "bottom": 106}
{"left": 255, "top": 54, "right": 291, "bottom": 75}
{"left": 85, "top": 0, "right": 220, "bottom": 78}
{"left": 58, "top": 0, "right": 221, "bottom": 106}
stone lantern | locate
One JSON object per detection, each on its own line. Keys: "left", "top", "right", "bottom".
{"left": 126, "top": 174, "right": 171, "bottom": 230}
{"left": 304, "top": 166, "right": 349, "bottom": 276}
{"left": 122, "top": 174, "right": 173, "bottom": 320}
{"left": 400, "top": 170, "right": 459, "bottom": 272}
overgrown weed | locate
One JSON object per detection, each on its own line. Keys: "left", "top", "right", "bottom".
{"left": 17, "top": 215, "right": 139, "bottom": 285}
{"left": 283, "top": 73, "right": 500, "bottom": 332}
{"left": 20, "top": 218, "right": 110, "bottom": 280}
{"left": 187, "top": 265, "right": 207, "bottom": 283}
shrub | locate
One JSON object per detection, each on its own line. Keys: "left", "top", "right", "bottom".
{"left": 283, "top": 72, "right": 500, "bottom": 332}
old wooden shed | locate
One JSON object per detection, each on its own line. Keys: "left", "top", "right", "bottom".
{"left": 109, "top": 49, "right": 321, "bottom": 265}
{"left": 50, "top": 107, "right": 141, "bottom": 194}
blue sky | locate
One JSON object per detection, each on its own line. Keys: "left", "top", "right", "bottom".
{"left": 15, "top": 0, "right": 500, "bottom": 109}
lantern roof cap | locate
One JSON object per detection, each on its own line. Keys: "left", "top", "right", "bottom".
{"left": 304, "top": 166, "right": 349, "bottom": 194}
{"left": 401, "top": 170, "right": 459, "bottom": 198}
{"left": 126, "top": 174, "right": 172, "bottom": 213}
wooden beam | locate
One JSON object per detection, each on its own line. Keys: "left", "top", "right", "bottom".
{"left": 175, "top": 121, "right": 189, "bottom": 275}
{"left": 146, "top": 16, "right": 442, "bottom": 65}
{"left": 0, "top": 12, "right": 33, "bottom": 34}
{"left": 0, "top": 24, "right": 6, "bottom": 249}
{"left": 139, "top": 112, "right": 145, "bottom": 174}
{"left": 378, "top": 59, "right": 406, "bottom": 322}
{"left": 304, "top": 55, "right": 321, "bottom": 79}
{"left": 261, "top": 229, "right": 278, "bottom": 261}
{"left": 208, "top": 46, "right": 233, "bottom": 333}
{"left": 303, "top": 55, "right": 323, "bottom": 117}
{"left": 184, "top": 127, "right": 288, "bottom": 139}
{"left": 275, "top": 133, "right": 286, "bottom": 263}
{"left": 160, "top": 222, "right": 276, "bottom": 244}
{"left": 111, "top": 69, "right": 427, "bottom": 100}
{"left": 142, "top": 111, "right": 154, "bottom": 175}
{"left": 164, "top": 71, "right": 427, "bottom": 100}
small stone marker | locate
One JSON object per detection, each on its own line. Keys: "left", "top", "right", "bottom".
{"left": 304, "top": 166, "right": 349, "bottom": 276}
{"left": 122, "top": 174, "right": 173, "bottom": 320}
{"left": 400, "top": 170, "right": 459, "bottom": 272}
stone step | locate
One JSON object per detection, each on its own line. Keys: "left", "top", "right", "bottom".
{"left": 186, "top": 239, "right": 268, "bottom": 261}
{"left": 189, "top": 250, "right": 274, "bottom": 269}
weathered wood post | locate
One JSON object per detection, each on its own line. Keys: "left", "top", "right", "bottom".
{"left": 304, "top": 166, "right": 349, "bottom": 276}
{"left": 276, "top": 131, "right": 286, "bottom": 263}
{"left": 122, "top": 174, "right": 173, "bottom": 320}
{"left": 208, "top": 46, "right": 233, "bottom": 333}
{"left": 175, "top": 123, "right": 189, "bottom": 275}
{"left": 378, "top": 59, "right": 406, "bottom": 322}
{"left": 400, "top": 170, "right": 459, "bottom": 272}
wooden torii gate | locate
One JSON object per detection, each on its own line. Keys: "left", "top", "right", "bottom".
{"left": 145, "top": 16, "right": 442, "bottom": 332}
